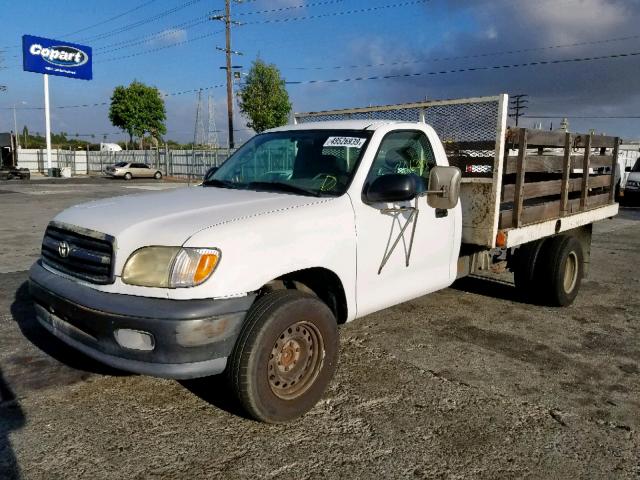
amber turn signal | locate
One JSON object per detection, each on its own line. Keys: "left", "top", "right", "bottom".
{"left": 194, "top": 254, "right": 219, "bottom": 284}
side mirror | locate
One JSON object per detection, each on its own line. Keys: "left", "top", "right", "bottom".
{"left": 426, "top": 166, "right": 461, "bottom": 210}
{"left": 204, "top": 166, "right": 219, "bottom": 180}
{"left": 366, "top": 174, "right": 418, "bottom": 203}
{"left": 626, "top": 166, "right": 632, "bottom": 172}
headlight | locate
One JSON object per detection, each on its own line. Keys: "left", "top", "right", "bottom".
{"left": 122, "top": 246, "right": 221, "bottom": 288}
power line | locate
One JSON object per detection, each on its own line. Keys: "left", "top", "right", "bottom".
{"left": 243, "top": 0, "right": 429, "bottom": 25}
{"left": 0, "top": 84, "right": 226, "bottom": 110}
{"left": 96, "top": 30, "right": 223, "bottom": 64}
{"left": 7, "top": 49, "right": 640, "bottom": 111}
{"left": 79, "top": 0, "right": 426, "bottom": 63}
{"left": 285, "top": 49, "right": 640, "bottom": 85}
{"left": 0, "top": 0, "right": 163, "bottom": 50}
{"left": 236, "top": 0, "right": 346, "bottom": 16}
{"left": 90, "top": 0, "right": 344, "bottom": 57}
{"left": 285, "top": 33, "right": 640, "bottom": 71}
{"left": 61, "top": 0, "right": 160, "bottom": 39}
{"left": 92, "top": 16, "right": 212, "bottom": 54}
{"left": 78, "top": 0, "right": 206, "bottom": 44}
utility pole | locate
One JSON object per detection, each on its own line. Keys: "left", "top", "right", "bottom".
{"left": 509, "top": 94, "right": 529, "bottom": 127}
{"left": 0, "top": 51, "right": 6, "bottom": 94}
{"left": 13, "top": 104, "right": 19, "bottom": 148}
{"left": 212, "top": 1, "right": 242, "bottom": 150}
{"left": 224, "top": 0, "right": 233, "bottom": 149}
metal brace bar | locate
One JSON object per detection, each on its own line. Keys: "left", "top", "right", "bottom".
{"left": 377, "top": 200, "right": 420, "bottom": 274}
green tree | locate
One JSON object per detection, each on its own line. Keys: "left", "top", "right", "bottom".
{"left": 108, "top": 80, "right": 167, "bottom": 148}
{"left": 238, "top": 59, "right": 291, "bottom": 133}
{"left": 22, "top": 125, "right": 29, "bottom": 148}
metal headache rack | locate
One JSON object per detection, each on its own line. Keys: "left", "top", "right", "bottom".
{"left": 295, "top": 95, "right": 509, "bottom": 248}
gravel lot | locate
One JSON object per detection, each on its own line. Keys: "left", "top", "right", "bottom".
{"left": 1, "top": 177, "right": 639, "bottom": 479}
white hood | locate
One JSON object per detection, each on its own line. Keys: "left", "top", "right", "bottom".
{"left": 54, "top": 186, "right": 324, "bottom": 248}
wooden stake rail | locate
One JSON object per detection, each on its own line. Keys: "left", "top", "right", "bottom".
{"left": 500, "top": 128, "right": 620, "bottom": 229}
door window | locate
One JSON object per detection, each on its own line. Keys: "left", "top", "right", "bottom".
{"left": 364, "top": 131, "right": 436, "bottom": 192}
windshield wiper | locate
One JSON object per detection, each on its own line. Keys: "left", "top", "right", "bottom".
{"left": 247, "top": 181, "right": 323, "bottom": 197}
{"left": 202, "top": 178, "right": 239, "bottom": 189}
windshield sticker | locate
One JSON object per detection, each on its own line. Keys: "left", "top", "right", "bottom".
{"left": 323, "top": 136, "right": 366, "bottom": 148}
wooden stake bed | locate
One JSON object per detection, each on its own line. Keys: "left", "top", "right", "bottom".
{"left": 495, "top": 128, "right": 620, "bottom": 248}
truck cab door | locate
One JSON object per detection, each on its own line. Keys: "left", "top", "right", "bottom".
{"left": 351, "top": 129, "right": 459, "bottom": 317}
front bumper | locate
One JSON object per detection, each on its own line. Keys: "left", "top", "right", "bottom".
{"left": 29, "top": 261, "right": 255, "bottom": 379}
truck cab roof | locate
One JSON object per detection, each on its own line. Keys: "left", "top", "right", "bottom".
{"left": 265, "top": 120, "right": 412, "bottom": 133}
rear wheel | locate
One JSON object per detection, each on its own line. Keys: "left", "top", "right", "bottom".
{"left": 227, "top": 290, "right": 339, "bottom": 423}
{"left": 154, "top": 171, "right": 162, "bottom": 180}
{"left": 536, "top": 235, "right": 584, "bottom": 307}
{"left": 124, "top": 172, "right": 132, "bottom": 181}
{"left": 513, "top": 239, "right": 546, "bottom": 303}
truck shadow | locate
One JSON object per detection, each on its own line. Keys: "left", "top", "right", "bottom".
{"left": 179, "top": 376, "right": 251, "bottom": 420}
{"left": 451, "top": 276, "right": 534, "bottom": 305}
{"left": 0, "top": 369, "right": 25, "bottom": 480}
{"left": 11, "top": 282, "right": 128, "bottom": 378}
{"left": 11, "top": 281, "right": 246, "bottom": 420}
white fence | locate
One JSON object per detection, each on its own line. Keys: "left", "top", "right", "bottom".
{"left": 17, "top": 148, "right": 235, "bottom": 179}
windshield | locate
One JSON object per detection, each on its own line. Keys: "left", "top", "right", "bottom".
{"left": 632, "top": 159, "right": 640, "bottom": 173}
{"left": 114, "top": 162, "right": 128, "bottom": 168}
{"left": 204, "top": 130, "right": 372, "bottom": 196}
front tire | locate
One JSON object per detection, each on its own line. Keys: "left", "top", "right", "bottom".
{"left": 228, "top": 290, "right": 339, "bottom": 423}
{"left": 536, "top": 235, "right": 584, "bottom": 307}
{"left": 124, "top": 172, "right": 132, "bottom": 181}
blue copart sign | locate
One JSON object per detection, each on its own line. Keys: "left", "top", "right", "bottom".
{"left": 22, "top": 35, "right": 92, "bottom": 80}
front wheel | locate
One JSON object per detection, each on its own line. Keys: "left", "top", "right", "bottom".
{"left": 124, "top": 172, "right": 132, "bottom": 181}
{"left": 227, "top": 290, "right": 339, "bottom": 423}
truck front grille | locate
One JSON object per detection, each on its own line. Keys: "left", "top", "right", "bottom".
{"left": 41, "top": 223, "right": 115, "bottom": 284}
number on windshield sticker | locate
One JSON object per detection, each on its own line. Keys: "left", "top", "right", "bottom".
{"left": 323, "top": 137, "right": 366, "bottom": 148}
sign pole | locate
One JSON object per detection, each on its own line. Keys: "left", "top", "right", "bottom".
{"left": 43, "top": 73, "right": 52, "bottom": 175}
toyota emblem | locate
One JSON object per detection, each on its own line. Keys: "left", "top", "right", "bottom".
{"left": 58, "top": 241, "right": 70, "bottom": 258}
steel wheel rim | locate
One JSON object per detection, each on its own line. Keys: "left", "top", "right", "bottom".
{"left": 268, "top": 321, "right": 324, "bottom": 400}
{"left": 563, "top": 251, "right": 578, "bottom": 293}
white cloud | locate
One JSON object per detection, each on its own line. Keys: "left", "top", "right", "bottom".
{"left": 148, "top": 29, "right": 188, "bottom": 47}
{"left": 270, "top": 0, "right": 306, "bottom": 7}
{"left": 517, "top": 0, "right": 626, "bottom": 43}
{"left": 484, "top": 27, "right": 498, "bottom": 40}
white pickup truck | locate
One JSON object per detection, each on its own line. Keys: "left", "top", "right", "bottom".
{"left": 29, "top": 95, "right": 620, "bottom": 423}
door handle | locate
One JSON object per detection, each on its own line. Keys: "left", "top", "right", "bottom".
{"left": 435, "top": 208, "right": 448, "bottom": 218}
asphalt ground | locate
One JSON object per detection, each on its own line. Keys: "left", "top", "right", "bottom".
{"left": 0, "top": 177, "right": 639, "bottom": 479}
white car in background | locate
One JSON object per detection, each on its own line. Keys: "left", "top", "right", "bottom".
{"left": 623, "top": 158, "right": 640, "bottom": 203}
{"left": 105, "top": 162, "right": 163, "bottom": 180}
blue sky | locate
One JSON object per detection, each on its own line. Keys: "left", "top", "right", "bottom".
{"left": 2, "top": 0, "right": 640, "bottom": 143}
